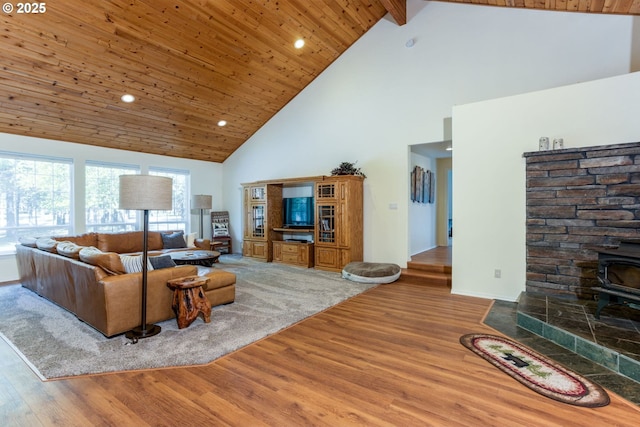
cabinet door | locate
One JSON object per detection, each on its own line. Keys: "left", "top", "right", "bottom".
{"left": 249, "top": 185, "right": 266, "bottom": 202}
{"left": 251, "top": 241, "right": 268, "bottom": 259}
{"left": 250, "top": 204, "right": 266, "bottom": 239}
{"left": 316, "top": 204, "right": 336, "bottom": 245}
{"left": 316, "top": 182, "right": 336, "bottom": 200}
{"left": 315, "top": 247, "right": 339, "bottom": 269}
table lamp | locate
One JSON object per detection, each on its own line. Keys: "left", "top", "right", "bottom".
{"left": 193, "top": 194, "right": 212, "bottom": 239}
{"left": 119, "top": 174, "right": 173, "bottom": 341}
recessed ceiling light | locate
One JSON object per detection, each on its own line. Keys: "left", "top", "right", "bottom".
{"left": 446, "top": 146, "right": 453, "bottom": 151}
{"left": 294, "top": 39, "right": 305, "bottom": 49}
{"left": 217, "top": 120, "right": 227, "bottom": 127}
{"left": 121, "top": 94, "right": 135, "bottom": 103}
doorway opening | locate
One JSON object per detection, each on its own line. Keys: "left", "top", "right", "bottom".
{"left": 409, "top": 141, "right": 452, "bottom": 255}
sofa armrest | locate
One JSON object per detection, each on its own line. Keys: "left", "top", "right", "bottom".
{"left": 194, "top": 239, "right": 210, "bottom": 249}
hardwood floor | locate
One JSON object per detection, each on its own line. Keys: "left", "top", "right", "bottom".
{"left": 2, "top": 279, "right": 639, "bottom": 426}
{"left": 409, "top": 246, "right": 452, "bottom": 265}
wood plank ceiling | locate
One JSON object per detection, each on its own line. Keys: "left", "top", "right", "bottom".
{"left": 0, "top": 1, "right": 638, "bottom": 163}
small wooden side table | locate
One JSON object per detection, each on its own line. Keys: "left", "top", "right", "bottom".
{"left": 210, "top": 236, "right": 232, "bottom": 254}
{"left": 166, "top": 275, "right": 212, "bottom": 329}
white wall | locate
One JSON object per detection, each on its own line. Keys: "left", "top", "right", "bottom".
{"left": 0, "top": 133, "right": 223, "bottom": 282}
{"left": 409, "top": 152, "right": 436, "bottom": 254}
{"left": 223, "top": 0, "right": 634, "bottom": 267}
{"left": 453, "top": 72, "right": 640, "bottom": 301}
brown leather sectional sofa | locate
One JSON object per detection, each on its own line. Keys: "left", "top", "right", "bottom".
{"left": 15, "top": 230, "right": 235, "bottom": 337}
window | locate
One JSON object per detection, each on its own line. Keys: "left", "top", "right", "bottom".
{"left": 149, "top": 168, "right": 190, "bottom": 231}
{"left": 85, "top": 162, "right": 140, "bottom": 232}
{"left": 0, "top": 152, "right": 72, "bottom": 253}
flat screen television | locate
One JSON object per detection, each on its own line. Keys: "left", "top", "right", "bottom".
{"left": 283, "top": 197, "right": 314, "bottom": 228}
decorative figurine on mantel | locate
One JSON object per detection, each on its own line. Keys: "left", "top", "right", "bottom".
{"left": 330, "top": 161, "right": 366, "bottom": 178}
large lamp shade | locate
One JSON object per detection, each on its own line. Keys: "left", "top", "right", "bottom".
{"left": 193, "top": 194, "right": 212, "bottom": 210}
{"left": 193, "top": 194, "right": 213, "bottom": 239}
{"left": 119, "top": 175, "right": 173, "bottom": 211}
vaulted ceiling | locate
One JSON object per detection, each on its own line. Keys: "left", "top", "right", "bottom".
{"left": 1, "top": 1, "right": 637, "bottom": 163}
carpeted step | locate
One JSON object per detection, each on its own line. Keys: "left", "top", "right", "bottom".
{"left": 400, "top": 267, "right": 451, "bottom": 287}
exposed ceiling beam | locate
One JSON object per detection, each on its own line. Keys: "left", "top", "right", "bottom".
{"left": 379, "top": 0, "right": 407, "bottom": 25}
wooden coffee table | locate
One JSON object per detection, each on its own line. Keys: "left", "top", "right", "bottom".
{"left": 170, "top": 250, "right": 220, "bottom": 267}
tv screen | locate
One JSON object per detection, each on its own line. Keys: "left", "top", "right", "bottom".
{"left": 283, "top": 197, "right": 314, "bottom": 227}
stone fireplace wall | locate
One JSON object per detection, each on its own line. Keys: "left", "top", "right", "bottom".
{"left": 524, "top": 142, "right": 640, "bottom": 298}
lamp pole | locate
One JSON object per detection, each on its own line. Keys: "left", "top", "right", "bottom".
{"left": 125, "top": 208, "right": 161, "bottom": 341}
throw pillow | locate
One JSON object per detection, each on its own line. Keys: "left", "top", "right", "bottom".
{"left": 149, "top": 254, "right": 177, "bottom": 270}
{"left": 56, "top": 241, "right": 84, "bottom": 259}
{"left": 186, "top": 232, "right": 197, "bottom": 247}
{"left": 79, "top": 246, "right": 126, "bottom": 275}
{"left": 161, "top": 231, "right": 186, "bottom": 249}
{"left": 213, "top": 222, "right": 229, "bottom": 236}
{"left": 18, "top": 236, "right": 38, "bottom": 247}
{"left": 119, "top": 255, "right": 155, "bottom": 274}
{"left": 35, "top": 237, "right": 59, "bottom": 253}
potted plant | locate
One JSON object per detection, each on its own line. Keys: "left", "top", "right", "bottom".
{"left": 330, "top": 161, "right": 366, "bottom": 178}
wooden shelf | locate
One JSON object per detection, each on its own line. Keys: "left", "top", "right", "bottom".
{"left": 272, "top": 227, "right": 314, "bottom": 233}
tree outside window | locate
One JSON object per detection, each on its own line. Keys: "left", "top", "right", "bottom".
{"left": 0, "top": 154, "right": 72, "bottom": 253}
{"left": 85, "top": 162, "right": 140, "bottom": 232}
{"left": 149, "top": 168, "right": 189, "bottom": 232}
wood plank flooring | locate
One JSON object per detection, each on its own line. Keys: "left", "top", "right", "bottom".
{"left": 2, "top": 279, "right": 639, "bottom": 426}
{"left": 410, "top": 246, "right": 452, "bottom": 266}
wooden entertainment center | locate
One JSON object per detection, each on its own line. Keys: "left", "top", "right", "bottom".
{"left": 242, "top": 175, "right": 363, "bottom": 271}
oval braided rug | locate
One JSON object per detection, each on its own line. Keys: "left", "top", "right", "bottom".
{"left": 460, "top": 333, "right": 610, "bottom": 407}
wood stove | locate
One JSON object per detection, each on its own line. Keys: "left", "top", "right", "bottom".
{"left": 595, "top": 240, "right": 640, "bottom": 318}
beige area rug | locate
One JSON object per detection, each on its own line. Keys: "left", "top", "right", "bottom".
{"left": 0, "top": 256, "right": 377, "bottom": 380}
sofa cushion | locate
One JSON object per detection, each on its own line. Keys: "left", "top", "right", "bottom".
{"left": 56, "top": 241, "right": 84, "bottom": 259}
{"left": 97, "top": 231, "right": 143, "bottom": 254}
{"left": 119, "top": 255, "right": 155, "bottom": 274}
{"left": 53, "top": 232, "right": 98, "bottom": 247}
{"left": 202, "top": 270, "right": 236, "bottom": 291}
{"left": 79, "top": 246, "right": 125, "bottom": 275}
{"left": 35, "top": 237, "right": 59, "bottom": 253}
{"left": 161, "top": 231, "right": 186, "bottom": 249}
{"left": 149, "top": 254, "right": 176, "bottom": 270}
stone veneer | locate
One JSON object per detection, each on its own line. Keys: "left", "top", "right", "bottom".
{"left": 524, "top": 141, "right": 640, "bottom": 298}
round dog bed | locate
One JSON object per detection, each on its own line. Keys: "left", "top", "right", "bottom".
{"left": 342, "top": 262, "right": 401, "bottom": 284}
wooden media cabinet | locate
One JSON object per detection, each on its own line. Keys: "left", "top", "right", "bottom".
{"left": 241, "top": 175, "right": 363, "bottom": 271}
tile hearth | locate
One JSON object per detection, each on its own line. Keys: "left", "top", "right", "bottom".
{"left": 485, "top": 292, "right": 640, "bottom": 406}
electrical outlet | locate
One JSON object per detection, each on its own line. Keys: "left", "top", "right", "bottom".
{"left": 494, "top": 269, "right": 501, "bottom": 279}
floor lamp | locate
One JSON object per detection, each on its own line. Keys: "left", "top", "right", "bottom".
{"left": 193, "top": 195, "right": 212, "bottom": 239}
{"left": 119, "top": 174, "right": 173, "bottom": 341}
